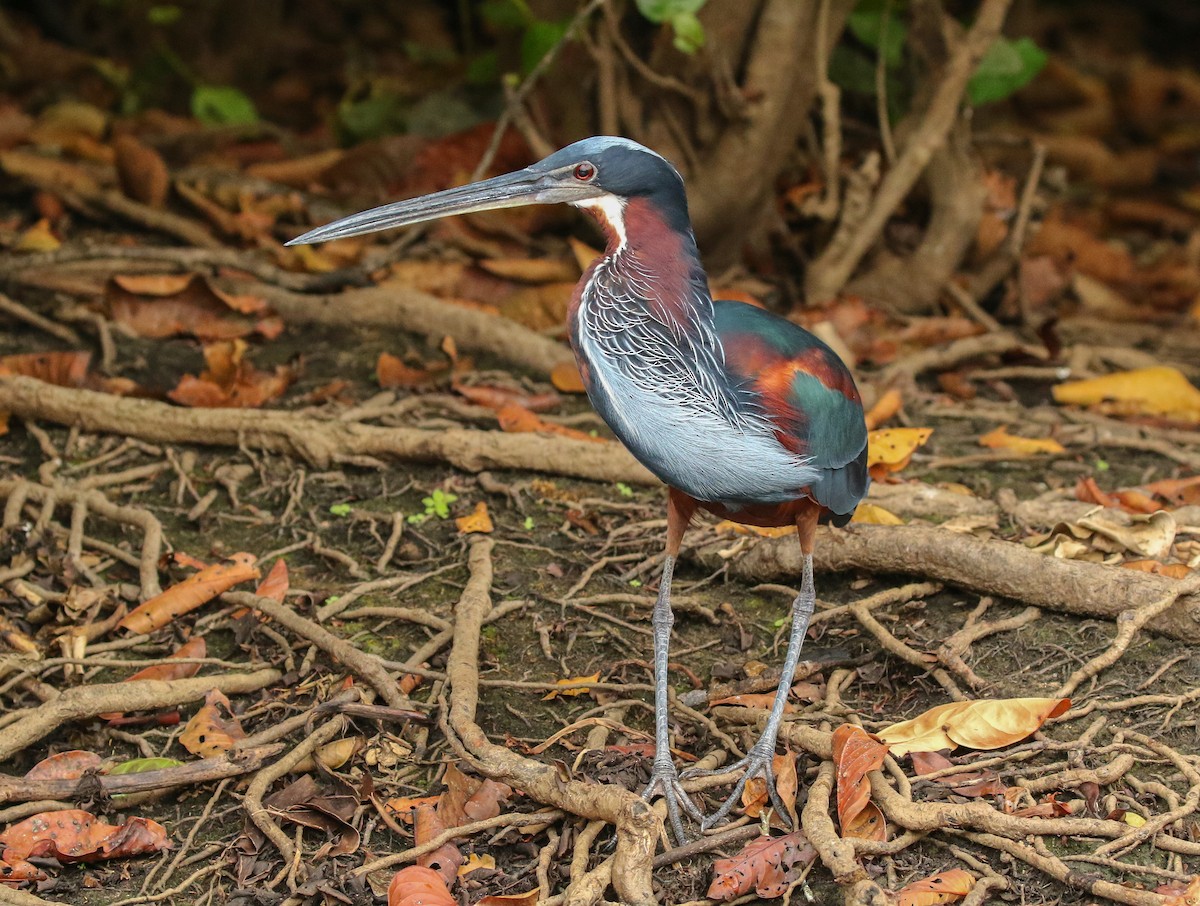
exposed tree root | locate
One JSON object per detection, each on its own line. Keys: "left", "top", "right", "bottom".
{"left": 0, "top": 669, "right": 280, "bottom": 763}
{"left": 706, "top": 524, "right": 1200, "bottom": 642}
{"left": 441, "top": 537, "right": 659, "bottom": 906}
{"left": 0, "top": 377, "right": 656, "bottom": 484}
{"left": 0, "top": 743, "right": 283, "bottom": 805}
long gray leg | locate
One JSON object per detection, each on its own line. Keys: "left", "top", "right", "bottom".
{"left": 640, "top": 553, "right": 704, "bottom": 843}
{"left": 691, "top": 553, "right": 816, "bottom": 829}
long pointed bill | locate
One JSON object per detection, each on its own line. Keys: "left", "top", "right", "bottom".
{"left": 287, "top": 166, "right": 600, "bottom": 245}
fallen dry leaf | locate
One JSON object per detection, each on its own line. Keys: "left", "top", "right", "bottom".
{"left": 105, "top": 274, "right": 281, "bottom": 342}
{"left": 377, "top": 353, "right": 445, "bottom": 389}
{"left": 713, "top": 521, "right": 794, "bottom": 539}
{"left": 414, "top": 801, "right": 461, "bottom": 883}
{"left": 1053, "top": 367, "right": 1200, "bottom": 423}
{"left": 475, "top": 890, "right": 540, "bottom": 906}
{"left": 455, "top": 383, "right": 560, "bottom": 412}
{"left": 868, "top": 428, "right": 934, "bottom": 479}
{"left": 255, "top": 559, "right": 289, "bottom": 603}
{"left": 455, "top": 501, "right": 494, "bottom": 535}
{"left": 864, "top": 388, "right": 903, "bottom": 430}
{"left": 852, "top": 503, "right": 904, "bottom": 525}
{"left": 113, "top": 134, "right": 169, "bottom": 208}
{"left": 385, "top": 795, "right": 441, "bottom": 820}
{"left": 1123, "top": 559, "right": 1191, "bottom": 578}
{"left": 438, "top": 763, "right": 513, "bottom": 829}
{"left": 741, "top": 751, "right": 798, "bottom": 826}
{"left": 710, "top": 692, "right": 796, "bottom": 713}
{"left": 479, "top": 257, "right": 579, "bottom": 283}
{"left": 879, "top": 698, "right": 1070, "bottom": 757}
{"left": 387, "top": 865, "right": 455, "bottom": 906}
{"left": 118, "top": 552, "right": 259, "bottom": 634}
{"left": 831, "top": 725, "right": 889, "bottom": 837}
{"left": 24, "top": 751, "right": 102, "bottom": 782}
{"left": 908, "top": 751, "right": 1006, "bottom": 797}
{"left": 0, "top": 810, "right": 170, "bottom": 863}
{"left": 457, "top": 853, "right": 495, "bottom": 877}
{"left": 169, "top": 340, "right": 296, "bottom": 409}
{"left": 897, "top": 868, "right": 976, "bottom": 906}
{"left": 542, "top": 672, "right": 600, "bottom": 700}
{"left": 14, "top": 217, "right": 60, "bottom": 251}
{"left": 550, "top": 361, "right": 587, "bottom": 393}
{"left": 0, "top": 350, "right": 91, "bottom": 387}
{"left": 497, "top": 404, "right": 604, "bottom": 443}
{"left": 978, "top": 426, "right": 1066, "bottom": 456}
{"left": 1159, "top": 876, "right": 1200, "bottom": 906}
{"left": 707, "top": 832, "right": 817, "bottom": 901}
{"left": 180, "top": 689, "right": 246, "bottom": 757}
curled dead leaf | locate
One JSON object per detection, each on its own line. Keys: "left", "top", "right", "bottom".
{"left": 978, "top": 426, "right": 1066, "bottom": 456}
{"left": 387, "top": 865, "right": 455, "bottom": 906}
{"left": 879, "top": 698, "right": 1070, "bottom": 757}
{"left": 118, "top": 552, "right": 259, "bottom": 634}
{"left": 455, "top": 502, "right": 494, "bottom": 535}
{"left": 180, "top": 689, "right": 246, "bottom": 757}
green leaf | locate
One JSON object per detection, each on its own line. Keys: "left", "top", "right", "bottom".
{"left": 670, "top": 11, "right": 706, "bottom": 54}
{"left": 635, "top": 0, "right": 706, "bottom": 24}
{"left": 337, "top": 92, "right": 405, "bottom": 142}
{"left": 147, "top": 5, "right": 182, "bottom": 25}
{"left": 520, "top": 18, "right": 570, "bottom": 74}
{"left": 479, "top": 0, "right": 532, "bottom": 29}
{"left": 629, "top": 579, "right": 643, "bottom": 588}
{"left": 967, "top": 37, "right": 1047, "bottom": 106}
{"left": 847, "top": 0, "right": 907, "bottom": 67}
{"left": 523, "top": 516, "right": 535, "bottom": 530}
{"left": 110, "top": 757, "right": 183, "bottom": 774}
{"left": 329, "top": 503, "right": 352, "bottom": 517}
{"left": 616, "top": 482, "right": 633, "bottom": 498}
{"left": 191, "top": 85, "right": 258, "bottom": 126}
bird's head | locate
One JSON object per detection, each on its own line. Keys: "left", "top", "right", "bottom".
{"left": 286, "top": 136, "right": 690, "bottom": 248}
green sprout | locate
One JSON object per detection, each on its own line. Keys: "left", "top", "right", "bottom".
{"left": 329, "top": 503, "right": 352, "bottom": 517}
{"left": 523, "top": 516, "right": 535, "bottom": 530}
{"left": 616, "top": 482, "right": 633, "bottom": 498}
{"left": 422, "top": 489, "right": 458, "bottom": 519}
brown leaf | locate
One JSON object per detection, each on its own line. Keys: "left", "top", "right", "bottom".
{"left": 478, "top": 257, "right": 579, "bottom": 283}
{"left": 897, "top": 868, "right": 975, "bottom": 906}
{"left": 707, "top": 832, "right": 817, "bottom": 900}
{"left": 180, "top": 689, "right": 246, "bottom": 757}
{"left": 377, "top": 353, "right": 444, "bottom": 389}
{"left": 499, "top": 282, "right": 576, "bottom": 331}
{"left": 118, "top": 552, "right": 259, "bottom": 634}
{"left": 105, "top": 275, "right": 279, "bottom": 341}
{"left": 550, "top": 361, "right": 586, "bottom": 393}
{"left": 476, "top": 890, "right": 540, "bottom": 906}
{"left": 120, "top": 636, "right": 207, "bottom": 684}
{"left": 385, "top": 795, "right": 441, "bottom": 820}
{"left": 24, "top": 751, "right": 102, "bottom": 782}
{"left": 710, "top": 692, "right": 796, "bottom": 713}
{"left": 497, "top": 404, "right": 604, "bottom": 443}
{"left": 437, "top": 763, "right": 513, "bottom": 829}
{"left": 0, "top": 855, "right": 46, "bottom": 886}
{"left": 879, "top": 698, "right": 1070, "bottom": 757}
{"left": 169, "top": 340, "right": 295, "bottom": 409}
{"left": 14, "top": 217, "right": 61, "bottom": 251}
{"left": 0, "top": 810, "right": 170, "bottom": 863}
{"left": 387, "top": 865, "right": 455, "bottom": 906}
{"left": 742, "top": 751, "right": 798, "bottom": 827}
{"left": 455, "top": 383, "right": 560, "bottom": 413}
{"left": 908, "top": 751, "right": 1006, "bottom": 797}
{"left": 863, "top": 389, "right": 902, "bottom": 430}
{"left": 113, "top": 135, "right": 169, "bottom": 208}
{"left": 1123, "top": 560, "right": 1191, "bottom": 579}
{"left": 831, "top": 725, "right": 889, "bottom": 834}
{"left": 413, "top": 802, "right": 461, "bottom": 883}
{"left": 255, "top": 559, "right": 289, "bottom": 602}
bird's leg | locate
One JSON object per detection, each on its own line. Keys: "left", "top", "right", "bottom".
{"left": 691, "top": 506, "right": 820, "bottom": 830}
{"left": 641, "top": 490, "right": 703, "bottom": 844}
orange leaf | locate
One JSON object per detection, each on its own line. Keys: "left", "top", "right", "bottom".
{"left": 414, "top": 802, "right": 461, "bottom": 883}
{"left": 0, "top": 855, "right": 46, "bottom": 886}
{"left": 831, "top": 725, "right": 889, "bottom": 833}
{"left": 122, "top": 636, "right": 207, "bottom": 684}
{"left": 14, "top": 218, "right": 60, "bottom": 252}
{"left": 541, "top": 672, "right": 600, "bottom": 700}
{"left": 0, "top": 810, "right": 170, "bottom": 863}
{"left": 476, "top": 890, "right": 540, "bottom": 906}
{"left": 497, "top": 404, "right": 604, "bottom": 443}
{"left": 1124, "top": 559, "right": 1191, "bottom": 578}
{"left": 707, "top": 832, "right": 817, "bottom": 901}
{"left": 377, "top": 353, "right": 444, "bottom": 389}
{"left": 180, "top": 689, "right": 246, "bottom": 757}
{"left": 455, "top": 384, "right": 560, "bottom": 412}
{"left": 710, "top": 692, "right": 796, "bottom": 713}
{"left": 478, "top": 257, "right": 579, "bottom": 283}
{"left": 113, "top": 135, "right": 169, "bottom": 208}
{"left": 387, "top": 865, "right": 455, "bottom": 906}
{"left": 742, "top": 751, "right": 798, "bottom": 826}
{"left": 897, "top": 869, "right": 976, "bottom": 906}
{"left": 168, "top": 340, "right": 295, "bottom": 409}
{"left": 1144, "top": 475, "right": 1200, "bottom": 506}
{"left": 712, "top": 521, "right": 794, "bottom": 539}
{"left": 550, "top": 361, "right": 587, "bottom": 393}
{"left": 0, "top": 350, "right": 91, "bottom": 387}
{"left": 843, "top": 800, "right": 887, "bottom": 841}
{"left": 24, "top": 751, "right": 102, "bottom": 782}
{"left": 255, "top": 559, "right": 289, "bottom": 602}
{"left": 879, "top": 698, "right": 1070, "bottom": 757}
{"left": 978, "top": 426, "right": 1065, "bottom": 455}
{"left": 105, "top": 275, "right": 278, "bottom": 341}
{"left": 118, "top": 552, "right": 259, "bottom": 634}
{"left": 455, "top": 501, "right": 494, "bottom": 535}
{"left": 438, "top": 763, "right": 513, "bottom": 829}
{"left": 864, "top": 388, "right": 903, "bottom": 430}
{"left": 457, "top": 853, "right": 495, "bottom": 877}
{"left": 385, "top": 795, "right": 442, "bottom": 821}
{"left": 567, "top": 237, "right": 602, "bottom": 272}
{"left": 1160, "top": 876, "right": 1200, "bottom": 906}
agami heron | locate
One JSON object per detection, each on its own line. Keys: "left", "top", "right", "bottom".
{"left": 289, "top": 137, "right": 870, "bottom": 841}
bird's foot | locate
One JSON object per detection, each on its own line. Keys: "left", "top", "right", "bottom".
{"left": 683, "top": 743, "right": 789, "bottom": 831}
{"left": 642, "top": 758, "right": 704, "bottom": 844}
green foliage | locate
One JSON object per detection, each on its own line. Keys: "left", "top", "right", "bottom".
{"left": 967, "top": 37, "right": 1048, "bottom": 106}
{"left": 329, "top": 503, "right": 352, "bottom": 517}
{"left": 191, "top": 85, "right": 258, "bottom": 126}
{"left": 635, "top": 0, "right": 708, "bottom": 54}
{"left": 523, "top": 516, "right": 535, "bottom": 530}
{"left": 847, "top": 0, "right": 906, "bottom": 67}
{"left": 147, "top": 5, "right": 182, "bottom": 25}
{"left": 616, "top": 482, "right": 633, "bottom": 498}
{"left": 110, "top": 757, "right": 184, "bottom": 774}
{"left": 337, "top": 91, "right": 406, "bottom": 143}
{"left": 422, "top": 489, "right": 458, "bottom": 519}
{"left": 480, "top": 0, "right": 573, "bottom": 74}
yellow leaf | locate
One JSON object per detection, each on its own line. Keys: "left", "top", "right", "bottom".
{"left": 15, "top": 218, "right": 60, "bottom": 252}
{"left": 1123, "top": 811, "right": 1147, "bottom": 828}
{"left": 713, "top": 520, "right": 794, "bottom": 538}
{"left": 542, "top": 672, "right": 600, "bottom": 700}
{"left": 568, "top": 237, "right": 602, "bottom": 272}
{"left": 479, "top": 257, "right": 579, "bottom": 283}
{"left": 879, "top": 698, "right": 1070, "bottom": 757}
{"left": 978, "top": 426, "right": 1065, "bottom": 455}
{"left": 458, "top": 853, "right": 496, "bottom": 877}
{"left": 864, "top": 388, "right": 903, "bottom": 430}
{"left": 1053, "top": 367, "right": 1200, "bottom": 422}
{"left": 455, "top": 501, "right": 494, "bottom": 535}
{"left": 852, "top": 503, "right": 904, "bottom": 525}
{"left": 477, "top": 890, "right": 541, "bottom": 906}
{"left": 867, "top": 428, "right": 933, "bottom": 477}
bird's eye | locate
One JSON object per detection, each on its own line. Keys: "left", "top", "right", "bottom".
{"left": 573, "top": 162, "right": 596, "bottom": 181}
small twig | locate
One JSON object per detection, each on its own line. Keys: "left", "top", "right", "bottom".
{"left": 0, "top": 291, "right": 82, "bottom": 345}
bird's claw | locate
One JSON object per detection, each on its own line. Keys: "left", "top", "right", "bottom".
{"left": 642, "top": 759, "right": 704, "bottom": 844}
{"left": 683, "top": 746, "right": 791, "bottom": 831}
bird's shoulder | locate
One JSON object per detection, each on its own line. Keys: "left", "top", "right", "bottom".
{"left": 713, "top": 299, "right": 866, "bottom": 468}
